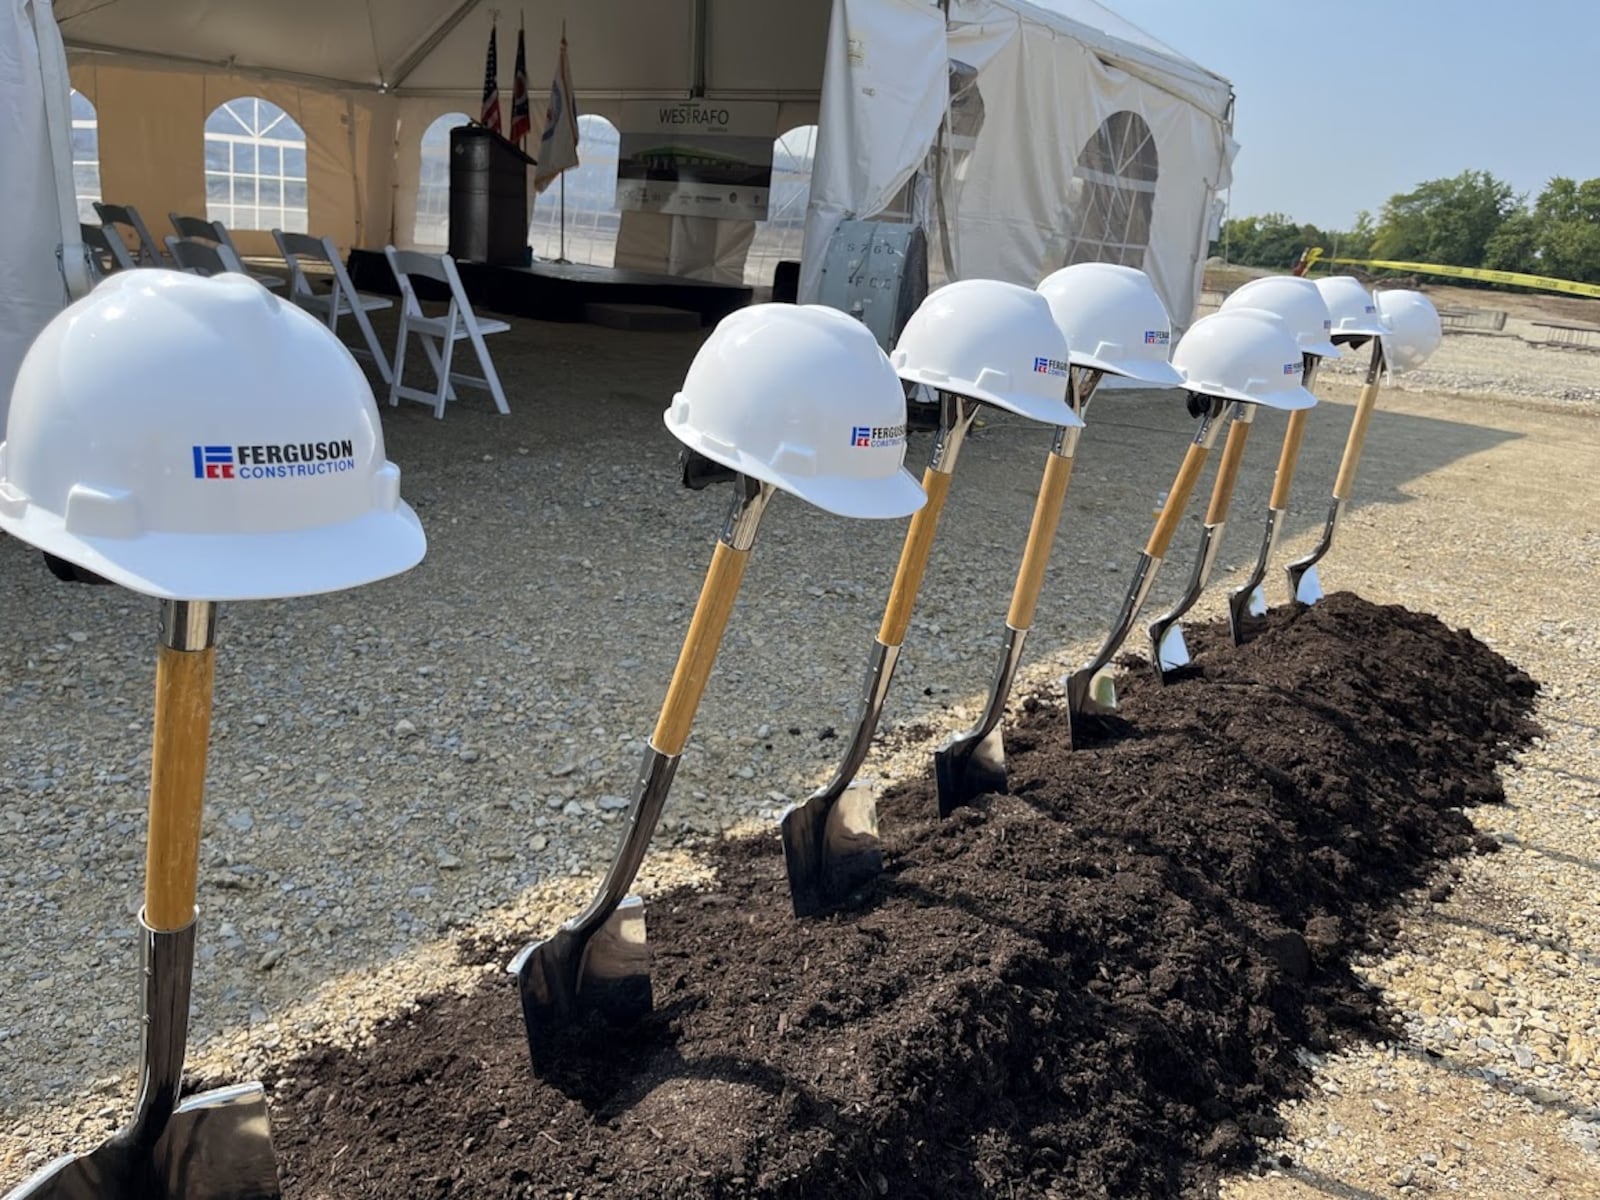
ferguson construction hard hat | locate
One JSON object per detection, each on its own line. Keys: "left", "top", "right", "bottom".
{"left": 1374, "top": 289, "right": 1443, "bottom": 376}
{"left": 0, "top": 269, "right": 425, "bottom": 600}
{"left": 1314, "top": 275, "right": 1388, "bottom": 342}
{"left": 664, "top": 303, "right": 926, "bottom": 520}
{"left": 1171, "top": 308, "right": 1320, "bottom": 411}
{"left": 1034, "top": 262, "right": 1184, "bottom": 387}
{"left": 889, "top": 279, "right": 1082, "bottom": 428}
{"left": 1222, "top": 275, "right": 1342, "bottom": 359}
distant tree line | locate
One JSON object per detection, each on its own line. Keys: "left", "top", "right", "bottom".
{"left": 1212, "top": 170, "right": 1600, "bottom": 285}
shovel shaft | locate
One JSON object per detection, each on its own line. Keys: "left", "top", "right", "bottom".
{"left": 651, "top": 539, "right": 750, "bottom": 758}
{"left": 877, "top": 467, "right": 951, "bottom": 647}
{"left": 1332, "top": 342, "right": 1387, "bottom": 502}
{"left": 145, "top": 611, "right": 218, "bottom": 933}
{"left": 1145, "top": 442, "right": 1211, "bottom": 559}
{"left": 1269, "top": 409, "right": 1311, "bottom": 510}
{"left": 1007, "top": 449, "right": 1075, "bottom": 631}
{"left": 1204, "top": 404, "right": 1254, "bottom": 524}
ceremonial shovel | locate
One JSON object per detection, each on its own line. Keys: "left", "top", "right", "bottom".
{"left": 1061, "top": 395, "right": 1227, "bottom": 728}
{"left": 7, "top": 601, "right": 280, "bottom": 1200}
{"left": 1284, "top": 339, "right": 1387, "bottom": 606}
{"left": 781, "top": 390, "right": 981, "bottom": 917}
{"left": 513, "top": 476, "right": 774, "bottom": 1052}
{"left": 931, "top": 368, "right": 1102, "bottom": 813}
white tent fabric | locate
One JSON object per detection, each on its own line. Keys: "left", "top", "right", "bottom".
{"left": 15, "top": 0, "right": 1232, "bottom": 329}
{"left": 1, "top": 0, "right": 85, "bottom": 432}
{"left": 799, "top": 0, "right": 1236, "bottom": 327}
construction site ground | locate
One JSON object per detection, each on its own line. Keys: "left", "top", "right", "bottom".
{"left": 2, "top": 272, "right": 1598, "bottom": 1197}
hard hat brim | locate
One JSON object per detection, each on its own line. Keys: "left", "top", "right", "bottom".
{"left": 1187, "top": 382, "right": 1319, "bottom": 412}
{"left": 1333, "top": 320, "right": 1389, "bottom": 340}
{"left": 665, "top": 420, "right": 928, "bottom": 520}
{"left": 1304, "top": 337, "right": 1343, "bottom": 359}
{"left": 0, "top": 504, "right": 426, "bottom": 600}
{"left": 1073, "top": 353, "right": 1184, "bottom": 388}
{"left": 893, "top": 367, "right": 1084, "bottom": 428}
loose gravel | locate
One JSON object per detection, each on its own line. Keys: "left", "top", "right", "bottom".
{"left": 3, "top": 292, "right": 1599, "bottom": 1195}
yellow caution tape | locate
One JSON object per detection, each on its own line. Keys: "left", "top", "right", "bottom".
{"left": 1301, "top": 247, "right": 1600, "bottom": 299}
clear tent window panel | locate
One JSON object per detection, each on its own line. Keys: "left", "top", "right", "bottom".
{"left": 1064, "top": 111, "right": 1158, "bottom": 271}
{"left": 745, "top": 124, "right": 817, "bottom": 288}
{"left": 69, "top": 89, "right": 101, "bottom": 222}
{"left": 414, "top": 112, "right": 471, "bottom": 248}
{"left": 203, "top": 97, "right": 308, "bottom": 232}
{"left": 528, "top": 115, "right": 622, "bottom": 266}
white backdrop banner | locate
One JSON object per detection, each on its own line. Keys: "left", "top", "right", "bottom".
{"left": 615, "top": 99, "right": 779, "bottom": 221}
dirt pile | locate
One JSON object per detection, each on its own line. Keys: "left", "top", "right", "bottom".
{"left": 250, "top": 593, "right": 1538, "bottom": 1198}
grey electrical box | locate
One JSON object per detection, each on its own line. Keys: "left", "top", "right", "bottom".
{"left": 816, "top": 220, "right": 929, "bottom": 353}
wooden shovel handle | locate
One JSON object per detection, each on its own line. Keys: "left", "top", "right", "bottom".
{"left": 144, "top": 644, "right": 215, "bottom": 932}
{"left": 1007, "top": 452, "right": 1075, "bottom": 631}
{"left": 1144, "top": 443, "right": 1211, "bottom": 559}
{"left": 651, "top": 540, "right": 750, "bottom": 757}
{"left": 876, "top": 467, "right": 952, "bottom": 648}
{"left": 1269, "top": 409, "right": 1311, "bottom": 510}
{"left": 1204, "top": 416, "right": 1253, "bottom": 525}
{"left": 1333, "top": 374, "right": 1384, "bottom": 501}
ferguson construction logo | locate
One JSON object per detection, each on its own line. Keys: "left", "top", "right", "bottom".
{"left": 850, "top": 424, "right": 906, "bottom": 449}
{"left": 191, "top": 440, "right": 357, "bottom": 480}
{"left": 1032, "top": 356, "right": 1070, "bottom": 377}
{"left": 1284, "top": 362, "right": 1302, "bottom": 375}
{"left": 1144, "top": 329, "right": 1170, "bottom": 345}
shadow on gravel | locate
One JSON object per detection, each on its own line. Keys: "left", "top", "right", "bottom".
{"left": 217, "top": 593, "right": 1539, "bottom": 1200}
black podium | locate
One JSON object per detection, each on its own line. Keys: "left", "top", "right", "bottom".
{"left": 448, "top": 124, "right": 538, "bottom": 266}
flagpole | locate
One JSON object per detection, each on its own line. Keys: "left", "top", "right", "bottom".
{"left": 558, "top": 173, "right": 568, "bottom": 264}
{"left": 556, "top": 19, "right": 570, "bottom": 264}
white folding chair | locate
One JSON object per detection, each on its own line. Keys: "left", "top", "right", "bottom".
{"left": 82, "top": 222, "right": 134, "bottom": 281}
{"left": 93, "top": 202, "right": 166, "bottom": 267}
{"left": 383, "top": 246, "right": 510, "bottom": 419}
{"left": 171, "top": 213, "right": 286, "bottom": 291}
{"left": 273, "top": 230, "right": 395, "bottom": 384}
{"left": 165, "top": 235, "right": 247, "bottom": 277}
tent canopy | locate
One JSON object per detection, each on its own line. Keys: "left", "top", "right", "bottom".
{"left": 7, "top": 0, "right": 1236, "bottom": 425}
{"left": 55, "top": 0, "right": 835, "bottom": 98}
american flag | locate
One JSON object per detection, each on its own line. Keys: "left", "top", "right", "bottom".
{"left": 509, "top": 23, "right": 531, "bottom": 145}
{"left": 480, "top": 25, "right": 502, "bottom": 134}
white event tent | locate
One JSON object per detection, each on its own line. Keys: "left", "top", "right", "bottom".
{"left": 2, "top": 0, "right": 1236, "bottom": 425}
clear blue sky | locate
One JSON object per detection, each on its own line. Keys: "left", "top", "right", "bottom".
{"left": 1105, "top": 0, "right": 1600, "bottom": 231}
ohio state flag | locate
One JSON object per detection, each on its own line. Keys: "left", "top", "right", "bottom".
{"left": 509, "top": 24, "right": 532, "bottom": 145}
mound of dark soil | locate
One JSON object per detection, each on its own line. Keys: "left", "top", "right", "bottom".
{"left": 253, "top": 593, "right": 1538, "bottom": 1198}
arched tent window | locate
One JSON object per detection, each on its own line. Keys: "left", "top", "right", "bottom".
{"left": 205, "top": 97, "right": 308, "bottom": 232}
{"left": 1063, "top": 111, "right": 1157, "bottom": 268}
{"left": 529, "top": 115, "right": 620, "bottom": 266}
{"left": 745, "top": 125, "right": 816, "bottom": 288}
{"left": 414, "top": 111, "right": 470, "bottom": 247}
{"left": 70, "top": 89, "right": 101, "bottom": 221}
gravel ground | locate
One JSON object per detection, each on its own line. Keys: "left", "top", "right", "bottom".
{"left": 3, "top": 292, "right": 1599, "bottom": 1194}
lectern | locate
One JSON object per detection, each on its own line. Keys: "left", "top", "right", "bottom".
{"left": 449, "top": 124, "right": 538, "bottom": 266}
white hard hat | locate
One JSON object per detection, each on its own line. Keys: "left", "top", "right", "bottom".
{"left": 0, "top": 270, "right": 425, "bottom": 601}
{"left": 1171, "top": 308, "right": 1319, "bottom": 411}
{"left": 1314, "top": 275, "right": 1388, "bottom": 341}
{"left": 1222, "top": 275, "right": 1342, "bottom": 359}
{"left": 1373, "top": 289, "right": 1443, "bottom": 375}
{"left": 1034, "top": 263, "right": 1184, "bottom": 388}
{"left": 664, "top": 303, "right": 926, "bottom": 520}
{"left": 889, "top": 279, "right": 1082, "bottom": 427}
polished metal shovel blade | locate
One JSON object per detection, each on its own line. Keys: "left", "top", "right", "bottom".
{"left": 780, "top": 783, "right": 883, "bottom": 919}
{"left": 1292, "top": 562, "right": 1325, "bottom": 606}
{"left": 512, "top": 896, "right": 652, "bottom": 1046}
{"left": 932, "top": 725, "right": 1008, "bottom": 817}
{"left": 1154, "top": 621, "right": 1192, "bottom": 679}
{"left": 5, "top": 1084, "right": 280, "bottom": 1200}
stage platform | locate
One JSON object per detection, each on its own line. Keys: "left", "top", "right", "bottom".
{"left": 347, "top": 250, "right": 752, "bottom": 327}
